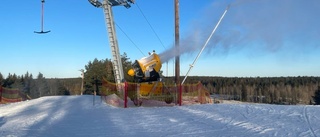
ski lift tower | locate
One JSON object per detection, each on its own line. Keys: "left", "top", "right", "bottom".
{"left": 88, "top": 0, "right": 134, "bottom": 86}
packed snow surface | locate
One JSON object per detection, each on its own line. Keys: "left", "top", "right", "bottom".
{"left": 1, "top": 95, "right": 320, "bottom": 137}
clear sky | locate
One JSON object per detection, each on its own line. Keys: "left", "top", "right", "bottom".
{"left": 1, "top": 0, "right": 319, "bottom": 78}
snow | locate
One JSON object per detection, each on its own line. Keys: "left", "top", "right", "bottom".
{"left": 1, "top": 95, "right": 320, "bottom": 137}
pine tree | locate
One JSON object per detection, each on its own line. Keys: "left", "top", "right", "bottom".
{"left": 312, "top": 86, "right": 320, "bottom": 105}
{"left": 23, "top": 72, "right": 35, "bottom": 98}
{"left": 241, "top": 84, "right": 248, "bottom": 102}
{"left": 29, "top": 72, "right": 50, "bottom": 98}
{"left": 56, "top": 80, "right": 70, "bottom": 95}
{"left": 0, "top": 72, "right": 3, "bottom": 86}
{"left": 121, "top": 52, "right": 134, "bottom": 82}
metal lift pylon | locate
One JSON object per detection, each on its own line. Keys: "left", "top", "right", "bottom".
{"left": 88, "top": 0, "right": 134, "bottom": 93}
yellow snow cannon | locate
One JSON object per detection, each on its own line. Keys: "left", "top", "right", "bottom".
{"left": 128, "top": 51, "right": 162, "bottom": 82}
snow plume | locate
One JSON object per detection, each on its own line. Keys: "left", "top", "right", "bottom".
{"left": 159, "top": 0, "right": 320, "bottom": 63}
{"left": 227, "top": 0, "right": 320, "bottom": 52}
{"left": 159, "top": 30, "right": 203, "bottom": 63}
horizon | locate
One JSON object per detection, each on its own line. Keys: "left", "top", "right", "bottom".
{"left": 1, "top": 71, "right": 320, "bottom": 80}
{"left": 1, "top": 0, "right": 319, "bottom": 78}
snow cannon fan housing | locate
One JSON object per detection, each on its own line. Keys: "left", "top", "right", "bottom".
{"left": 128, "top": 52, "right": 162, "bottom": 82}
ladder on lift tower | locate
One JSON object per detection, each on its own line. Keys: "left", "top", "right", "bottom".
{"left": 102, "top": 2, "right": 124, "bottom": 84}
{"left": 88, "top": 0, "right": 134, "bottom": 86}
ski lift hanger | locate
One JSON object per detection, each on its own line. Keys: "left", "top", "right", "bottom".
{"left": 34, "top": 0, "right": 50, "bottom": 34}
{"left": 88, "top": 0, "right": 134, "bottom": 8}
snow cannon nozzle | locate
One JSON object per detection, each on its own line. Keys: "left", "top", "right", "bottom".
{"left": 226, "top": 4, "right": 231, "bottom": 10}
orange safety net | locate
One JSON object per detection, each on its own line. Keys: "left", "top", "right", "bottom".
{"left": 101, "top": 79, "right": 212, "bottom": 106}
{"left": 0, "top": 87, "right": 31, "bottom": 104}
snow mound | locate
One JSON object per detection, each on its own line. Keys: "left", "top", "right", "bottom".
{"left": 103, "top": 94, "right": 128, "bottom": 107}
{"left": 103, "top": 94, "right": 176, "bottom": 107}
{"left": 1, "top": 95, "right": 320, "bottom": 137}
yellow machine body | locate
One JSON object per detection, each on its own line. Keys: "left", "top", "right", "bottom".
{"left": 139, "top": 82, "right": 163, "bottom": 96}
{"left": 136, "top": 53, "right": 162, "bottom": 74}
{"left": 128, "top": 52, "right": 162, "bottom": 82}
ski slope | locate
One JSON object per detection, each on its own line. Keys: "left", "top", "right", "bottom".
{"left": 0, "top": 95, "right": 319, "bottom": 137}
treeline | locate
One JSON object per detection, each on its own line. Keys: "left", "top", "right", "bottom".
{"left": 179, "top": 76, "right": 320, "bottom": 105}
{"left": 1, "top": 52, "right": 320, "bottom": 105}
{"left": 0, "top": 53, "right": 133, "bottom": 99}
{"left": 0, "top": 72, "right": 81, "bottom": 99}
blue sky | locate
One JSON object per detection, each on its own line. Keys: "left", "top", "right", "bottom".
{"left": 1, "top": 0, "right": 319, "bottom": 78}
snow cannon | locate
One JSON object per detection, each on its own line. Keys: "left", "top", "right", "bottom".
{"left": 128, "top": 51, "right": 162, "bottom": 82}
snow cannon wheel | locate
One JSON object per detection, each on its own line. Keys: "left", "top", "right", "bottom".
{"left": 164, "top": 94, "right": 173, "bottom": 104}
{"left": 165, "top": 97, "right": 173, "bottom": 104}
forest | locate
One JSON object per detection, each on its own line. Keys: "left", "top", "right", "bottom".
{"left": 1, "top": 53, "right": 320, "bottom": 105}
{"left": 179, "top": 76, "right": 320, "bottom": 105}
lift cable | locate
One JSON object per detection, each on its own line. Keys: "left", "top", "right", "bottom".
{"left": 115, "top": 22, "right": 146, "bottom": 56}
{"left": 135, "top": 2, "right": 170, "bottom": 77}
{"left": 135, "top": 2, "right": 166, "bottom": 50}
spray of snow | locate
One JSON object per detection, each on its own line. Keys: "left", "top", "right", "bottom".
{"left": 159, "top": 0, "right": 320, "bottom": 63}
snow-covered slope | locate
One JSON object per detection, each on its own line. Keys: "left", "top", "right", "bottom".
{"left": 1, "top": 95, "right": 319, "bottom": 137}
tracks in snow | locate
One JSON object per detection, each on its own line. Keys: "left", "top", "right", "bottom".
{"left": 303, "top": 106, "right": 317, "bottom": 137}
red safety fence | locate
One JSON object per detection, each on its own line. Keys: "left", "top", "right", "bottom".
{"left": 100, "top": 79, "right": 212, "bottom": 108}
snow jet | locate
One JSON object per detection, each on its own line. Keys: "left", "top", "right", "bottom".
{"left": 159, "top": 31, "right": 203, "bottom": 63}
{"left": 159, "top": 0, "right": 320, "bottom": 63}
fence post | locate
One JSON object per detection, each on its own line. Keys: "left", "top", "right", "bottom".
{"left": 124, "top": 82, "right": 128, "bottom": 108}
{"left": 179, "top": 83, "right": 182, "bottom": 106}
